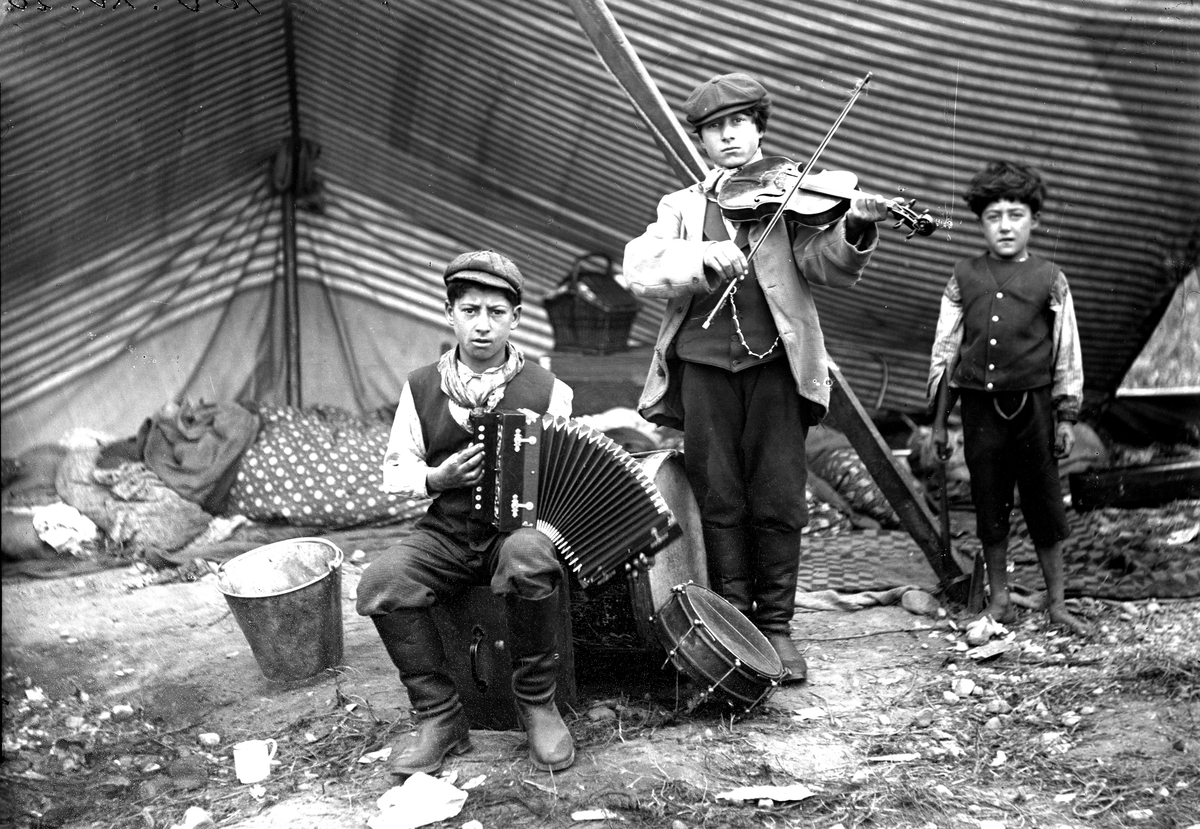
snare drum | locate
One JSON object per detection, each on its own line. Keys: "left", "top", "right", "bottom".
{"left": 630, "top": 451, "right": 708, "bottom": 648}
{"left": 654, "top": 582, "right": 785, "bottom": 710}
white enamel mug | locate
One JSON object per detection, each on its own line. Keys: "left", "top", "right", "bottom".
{"left": 232, "top": 738, "right": 278, "bottom": 784}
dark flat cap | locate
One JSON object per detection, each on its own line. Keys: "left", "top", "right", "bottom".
{"left": 683, "top": 72, "right": 769, "bottom": 128}
{"left": 443, "top": 249, "right": 524, "bottom": 298}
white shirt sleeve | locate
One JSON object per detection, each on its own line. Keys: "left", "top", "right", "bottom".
{"left": 380, "top": 382, "right": 433, "bottom": 497}
{"left": 1049, "top": 271, "right": 1085, "bottom": 421}
{"left": 927, "top": 277, "right": 964, "bottom": 403}
{"left": 548, "top": 378, "right": 574, "bottom": 419}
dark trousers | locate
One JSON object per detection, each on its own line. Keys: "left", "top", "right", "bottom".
{"left": 680, "top": 358, "right": 811, "bottom": 533}
{"left": 355, "top": 526, "right": 561, "bottom": 616}
{"left": 960, "top": 385, "right": 1070, "bottom": 548}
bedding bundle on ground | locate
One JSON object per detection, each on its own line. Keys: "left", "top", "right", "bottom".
{"left": 1, "top": 401, "right": 428, "bottom": 569}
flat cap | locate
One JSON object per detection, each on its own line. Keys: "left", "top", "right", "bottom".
{"left": 443, "top": 249, "right": 524, "bottom": 298}
{"left": 683, "top": 72, "right": 769, "bottom": 128}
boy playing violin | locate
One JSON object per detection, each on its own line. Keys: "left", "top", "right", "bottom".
{"left": 928, "top": 160, "right": 1089, "bottom": 636}
{"left": 622, "top": 72, "right": 891, "bottom": 682}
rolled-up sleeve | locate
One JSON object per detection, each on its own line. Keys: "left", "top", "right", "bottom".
{"left": 927, "top": 277, "right": 964, "bottom": 402}
{"left": 1050, "top": 271, "right": 1084, "bottom": 422}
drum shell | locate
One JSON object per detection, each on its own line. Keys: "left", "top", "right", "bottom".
{"left": 630, "top": 451, "right": 708, "bottom": 650}
{"left": 654, "top": 582, "right": 785, "bottom": 709}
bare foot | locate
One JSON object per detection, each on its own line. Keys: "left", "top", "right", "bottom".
{"left": 973, "top": 601, "right": 1017, "bottom": 626}
{"left": 1047, "top": 605, "right": 1091, "bottom": 637}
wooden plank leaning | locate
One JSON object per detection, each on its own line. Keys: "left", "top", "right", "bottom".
{"left": 826, "top": 365, "right": 969, "bottom": 602}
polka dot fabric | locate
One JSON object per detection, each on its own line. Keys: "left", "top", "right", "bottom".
{"left": 226, "top": 406, "right": 428, "bottom": 528}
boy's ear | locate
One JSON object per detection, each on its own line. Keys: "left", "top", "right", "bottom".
{"left": 510, "top": 304, "right": 522, "bottom": 328}
{"left": 1031, "top": 212, "right": 1041, "bottom": 229}
{"left": 445, "top": 299, "right": 454, "bottom": 324}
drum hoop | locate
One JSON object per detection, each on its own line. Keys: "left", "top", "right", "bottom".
{"left": 655, "top": 583, "right": 785, "bottom": 709}
{"left": 677, "top": 585, "right": 784, "bottom": 678}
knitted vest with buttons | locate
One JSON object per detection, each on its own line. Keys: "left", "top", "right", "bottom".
{"left": 409, "top": 360, "right": 555, "bottom": 547}
{"left": 952, "top": 253, "right": 1055, "bottom": 393}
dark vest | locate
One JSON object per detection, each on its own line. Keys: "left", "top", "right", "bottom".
{"left": 952, "top": 253, "right": 1055, "bottom": 393}
{"left": 674, "top": 197, "right": 782, "bottom": 371}
{"left": 410, "top": 359, "right": 556, "bottom": 547}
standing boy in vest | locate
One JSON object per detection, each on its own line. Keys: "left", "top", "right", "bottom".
{"left": 357, "top": 250, "right": 576, "bottom": 776}
{"left": 929, "top": 161, "right": 1089, "bottom": 636}
{"left": 623, "top": 73, "right": 892, "bottom": 682}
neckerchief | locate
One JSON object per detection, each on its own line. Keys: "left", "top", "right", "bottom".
{"left": 436, "top": 345, "right": 525, "bottom": 417}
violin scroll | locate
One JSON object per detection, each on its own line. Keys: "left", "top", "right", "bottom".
{"left": 888, "top": 198, "right": 938, "bottom": 240}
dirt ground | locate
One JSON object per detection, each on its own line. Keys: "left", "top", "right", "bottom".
{"left": 2, "top": 555, "right": 1197, "bottom": 829}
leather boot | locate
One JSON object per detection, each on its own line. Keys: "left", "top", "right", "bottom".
{"left": 703, "top": 526, "right": 752, "bottom": 616}
{"left": 752, "top": 530, "right": 808, "bottom": 684}
{"left": 506, "top": 588, "right": 575, "bottom": 772}
{"left": 371, "top": 609, "right": 472, "bottom": 776}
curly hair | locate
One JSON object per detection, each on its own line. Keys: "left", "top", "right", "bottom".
{"left": 963, "top": 160, "right": 1047, "bottom": 217}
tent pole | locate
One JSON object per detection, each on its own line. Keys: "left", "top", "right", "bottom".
{"left": 281, "top": 0, "right": 303, "bottom": 407}
{"left": 281, "top": 189, "right": 301, "bottom": 407}
{"left": 568, "top": 0, "right": 967, "bottom": 600}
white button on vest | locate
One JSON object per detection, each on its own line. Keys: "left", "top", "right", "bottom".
{"left": 986, "top": 382, "right": 994, "bottom": 389}
{"left": 988, "top": 363, "right": 995, "bottom": 369}
{"left": 996, "top": 292, "right": 1003, "bottom": 298}
{"left": 992, "top": 315, "right": 1000, "bottom": 322}
{"left": 990, "top": 338, "right": 997, "bottom": 345}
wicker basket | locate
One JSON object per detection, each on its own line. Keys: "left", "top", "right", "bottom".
{"left": 542, "top": 253, "right": 639, "bottom": 354}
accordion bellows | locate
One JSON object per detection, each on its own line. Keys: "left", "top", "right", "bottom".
{"left": 471, "top": 410, "right": 681, "bottom": 589}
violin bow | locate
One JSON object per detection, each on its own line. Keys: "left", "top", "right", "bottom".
{"left": 701, "top": 72, "right": 873, "bottom": 329}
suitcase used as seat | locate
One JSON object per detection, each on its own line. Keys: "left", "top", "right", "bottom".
{"left": 430, "top": 582, "right": 576, "bottom": 731}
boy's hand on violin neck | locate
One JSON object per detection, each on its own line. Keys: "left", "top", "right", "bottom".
{"left": 850, "top": 193, "right": 892, "bottom": 222}
{"left": 844, "top": 193, "right": 892, "bottom": 246}
{"left": 703, "top": 240, "right": 749, "bottom": 282}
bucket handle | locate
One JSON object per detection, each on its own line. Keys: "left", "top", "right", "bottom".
{"left": 326, "top": 544, "right": 345, "bottom": 572}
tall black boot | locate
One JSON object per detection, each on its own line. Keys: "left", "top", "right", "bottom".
{"left": 371, "top": 609, "right": 472, "bottom": 776}
{"left": 752, "top": 530, "right": 808, "bottom": 684}
{"left": 506, "top": 588, "right": 575, "bottom": 772}
{"left": 703, "top": 526, "right": 752, "bottom": 616}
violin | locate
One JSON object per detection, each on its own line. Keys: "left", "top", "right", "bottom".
{"left": 718, "top": 156, "right": 938, "bottom": 239}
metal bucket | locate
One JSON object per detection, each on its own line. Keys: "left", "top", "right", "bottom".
{"left": 217, "top": 538, "right": 344, "bottom": 683}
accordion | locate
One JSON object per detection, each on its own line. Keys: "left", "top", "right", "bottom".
{"left": 470, "top": 410, "right": 681, "bottom": 589}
